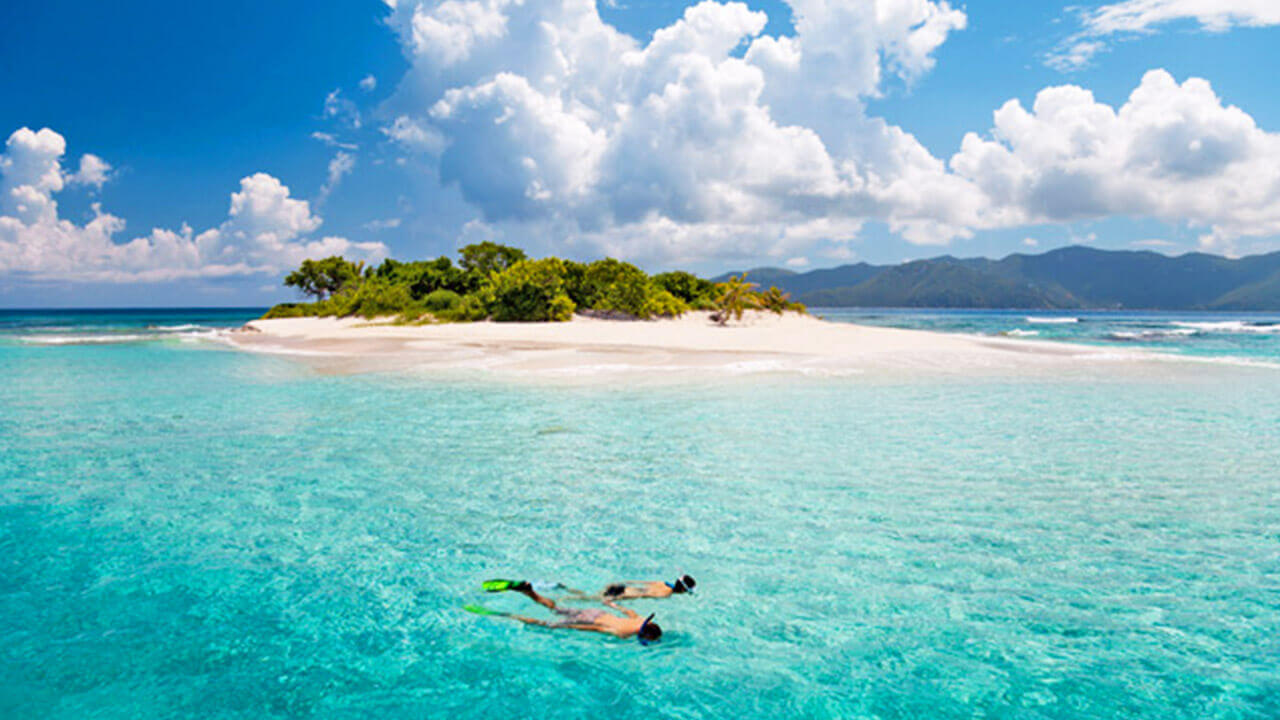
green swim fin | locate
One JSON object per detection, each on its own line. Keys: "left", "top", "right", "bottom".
{"left": 482, "top": 579, "right": 529, "bottom": 593}
{"left": 463, "top": 604, "right": 507, "bottom": 617}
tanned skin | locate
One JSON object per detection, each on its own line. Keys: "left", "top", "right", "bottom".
{"left": 505, "top": 586, "right": 648, "bottom": 638}
{"left": 599, "top": 581, "right": 679, "bottom": 600}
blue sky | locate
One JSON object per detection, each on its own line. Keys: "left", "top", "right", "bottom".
{"left": 2, "top": 0, "right": 1278, "bottom": 306}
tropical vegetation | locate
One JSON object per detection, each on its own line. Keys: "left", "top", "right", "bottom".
{"left": 264, "top": 242, "right": 806, "bottom": 323}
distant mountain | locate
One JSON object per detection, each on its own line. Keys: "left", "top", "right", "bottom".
{"left": 717, "top": 246, "right": 1280, "bottom": 310}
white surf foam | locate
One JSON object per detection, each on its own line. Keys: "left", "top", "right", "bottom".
{"left": 1107, "top": 328, "right": 1199, "bottom": 341}
{"left": 1025, "top": 316, "right": 1080, "bottom": 324}
{"left": 1172, "top": 320, "right": 1280, "bottom": 334}
{"left": 13, "top": 328, "right": 228, "bottom": 346}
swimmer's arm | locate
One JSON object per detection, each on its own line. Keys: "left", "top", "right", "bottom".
{"left": 602, "top": 599, "right": 639, "bottom": 619}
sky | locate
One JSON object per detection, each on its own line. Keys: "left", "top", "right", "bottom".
{"left": 1, "top": 0, "right": 1279, "bottom": 307}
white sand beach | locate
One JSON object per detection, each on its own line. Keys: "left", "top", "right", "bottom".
{"left": 224, "top": 311, "right": 1194, "bottom": 379}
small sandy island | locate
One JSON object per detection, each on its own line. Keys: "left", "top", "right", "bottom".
{"left": 223, "top": 311, "right": 1198, "bottom": 379}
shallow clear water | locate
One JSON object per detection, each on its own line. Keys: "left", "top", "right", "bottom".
{"left": 814, "top": 308, "right": 1280, "bottom": 367}
{"left": 2, "top": 309, "right": 1279, "bottom": 718}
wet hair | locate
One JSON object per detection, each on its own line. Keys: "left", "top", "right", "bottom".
{"left": 673, "top": 574, "right": 696, "bottom": 593}
{"left": 638, "top": 621, "right": 662, "bottom": 643}
{"left": 604, "top": 583, "right": 626, "bottom": 598}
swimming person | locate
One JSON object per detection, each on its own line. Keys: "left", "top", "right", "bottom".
{"left": 471, "top": 581, "right": 663, "bottom": 643}
{"left": 600, "top": 574, "right": 696, "bottom": 600}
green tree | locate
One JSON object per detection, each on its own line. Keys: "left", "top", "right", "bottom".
{"left": 715, "top": 273, "right": 758, "bottom": 325}
{"left": 487, "top": 258, "right": 576, "bottom": 322}
{"left": 576, "top": 258, "right": 652, "bottom": 316}
{"left": 652, "top": 271, "right": 716, "bottom": 305}
{"left": 459, "top": 242, "right": 528, "bottom": 281}
{"left": 284, "top": 256, "right": 364, "bottom": 299}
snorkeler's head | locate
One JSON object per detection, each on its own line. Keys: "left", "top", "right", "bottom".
{"left": 638, "top": 614, "right": 662, "bottom": 644}
{"left": 673, "top": 574, "right": 696, "bottom": 593}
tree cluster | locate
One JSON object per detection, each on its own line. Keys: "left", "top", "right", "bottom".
{"left": 265, "top": 242, "right": 804, "bottom": 323}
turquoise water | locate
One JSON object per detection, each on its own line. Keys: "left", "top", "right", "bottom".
{"left": 814, "top": 308, "right": 1280, "bottom": 366}
{"left": 2, "top": 309, "right": 1280, "bottom": 718}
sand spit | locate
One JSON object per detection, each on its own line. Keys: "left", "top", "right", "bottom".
{"left": 222, "top": 311, "right": 1208, "bottom": 380}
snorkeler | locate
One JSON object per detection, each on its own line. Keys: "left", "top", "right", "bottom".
{"left": 600, "top": 574, "right": 696, "bottom": 600}
{"left": 469, "top": 580, "right": 663, "bottom": 643}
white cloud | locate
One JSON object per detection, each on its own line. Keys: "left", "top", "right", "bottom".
{"left": 1133, "top": 238, "right": 1176, "bottom": 247}
{"left": 1022, "top": 237, "right": 1038, "bottom": 247}
{"left": 310, "top": 131, "right": 358, "bottom": 150}
{"left": 1049, "top": 0, "right": 1280, "bottom": 70}
{"left": 323, "top": 89, "right": 362, "bottom": 128}
{"left": 382, "top": 115, "right": 445, "bottom": 154}
{"left": 69, "top": 153, "right": 111, "bottom": 188}
{"left": 372, "top": 0, "right": 1280, "bottom": 265}
{"left": 1087, "top": 0, "right": 1280, "bottom": 34}
{"left": 380, "top": 0, "right": 974, "bottom": 263}
{"left": 360, "top": 74, "right": 377, "bottom": 92}
{"left": 950, "top": 70, "right": 1280, "bottom": 252}
{"left": 317, "top": 151, "right": 356, "bottom": 204}
{"left": 363, "top": 217, "right": 402, "bottom": 231}
{"left": 0, "top": 128, "right": 386, "bottom": 282}
{"left": 785, "top": 256, "right": 809, "bottom": 268}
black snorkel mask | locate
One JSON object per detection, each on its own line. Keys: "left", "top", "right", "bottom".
{"left": 672, "top": 574, "right": 696, "bottom": 594}
{"left": 638, "top": 614, "right": 657, "bottom": 646}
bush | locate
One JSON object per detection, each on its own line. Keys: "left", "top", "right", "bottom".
{"left": 570, "top": 258, "right": 662, "bottom": 318}
{"left": 488, "top": 258, "right": 576, "bottom": 322}
{"left": 423, "top": 289, "right": 463, "bottom": 313}
{"left": 261, "top": 302, "right": 316, "bottom": 319}
{"left": 344, "top": 279, "right": 415, "bottom": 319}
{"left": 652, "top": 271, "right": 717, "bottom": 305}
{"left": 642, "top": 289, "right": 689, "bottom": 318}
{"left": 437, "top": 294, "right": 489, "bottom": 322}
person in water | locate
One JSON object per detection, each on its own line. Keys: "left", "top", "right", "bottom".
{"left": 601, "top": 574, "right": 696, "bottom": 600}
{"left": 474, "top": 581, "right": 663, "bottom": 643}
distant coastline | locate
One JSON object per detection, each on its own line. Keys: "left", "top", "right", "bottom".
{"left": 719, "top": 246, "right": 1280, "bottom": 310}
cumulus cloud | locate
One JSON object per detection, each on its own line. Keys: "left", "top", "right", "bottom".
{"left": 372, "top": 0, "right": 1279, "bottom": 264}
{"left": 0, "top": 128, "right": 386, "bottom": 282}
{"left": 1049, "top": 0, "right": 1280, "bottom": 70}
{"left": 950, "top": 70, "right": 1280, "bottom": 251}
{"left": 379, "top": 0, "right": 975, "bottom": 263}
{"left": 69, "top": 153, "right": 111, "bottom": 188}
{"left": 360, "top": 74, "right": 378, "bottom": 91}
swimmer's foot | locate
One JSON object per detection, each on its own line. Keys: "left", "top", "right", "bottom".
{"left": 463, "top": 604, "right": 508, "bottom": 617}
{"left": 482, "top": 579, "right": 532, "bottom": 593}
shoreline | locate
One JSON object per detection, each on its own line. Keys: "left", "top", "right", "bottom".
{"left": 222, "top": 310, "right": 1231, "bottom": 380}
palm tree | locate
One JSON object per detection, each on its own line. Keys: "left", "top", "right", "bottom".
{"left": 759, "top": 286, "right": 793, "bottom": 314}
{"left": 715, "top": 273, "right": 758, "bottom": 325}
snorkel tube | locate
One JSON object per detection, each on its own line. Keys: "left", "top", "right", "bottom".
{"left": 637, "top": 614, "right": 658, "bottom": 646}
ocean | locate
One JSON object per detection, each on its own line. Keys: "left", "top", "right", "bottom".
{"left": 2, "top": 308, "right": 1278, "bottom": 718}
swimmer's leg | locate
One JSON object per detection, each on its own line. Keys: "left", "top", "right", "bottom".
{"left": 517, "top": 585, "right": 559, "bottom": 611}
{"left": 507, "top": 614, "right": 552, "bottom": 627}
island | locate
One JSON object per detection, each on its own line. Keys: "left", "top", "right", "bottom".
{"left": 230, "top": 242, "right": 1175, "bottom": 378}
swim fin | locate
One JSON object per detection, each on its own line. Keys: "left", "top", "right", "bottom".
{"left": 482, "top": 579, "right": 531, "bottom": 593}
{"left": 463, "top": 604, "right": 508, "bottom": 617}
